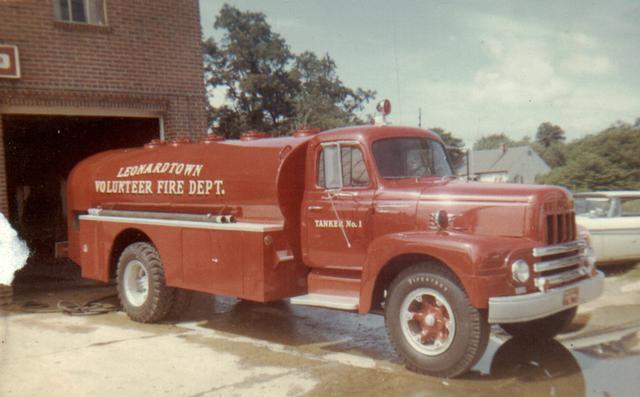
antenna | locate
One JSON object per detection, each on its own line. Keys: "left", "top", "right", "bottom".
{"left": 418, "top": 107, "right": 422, "bottom": 127}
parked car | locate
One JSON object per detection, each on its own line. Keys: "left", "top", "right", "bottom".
{"left": 575, "top": 191, "right": 640, "bottom": 266}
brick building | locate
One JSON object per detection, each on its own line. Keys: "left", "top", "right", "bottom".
{"left": 0, "top": 0, "right": 207, "bottom": 256}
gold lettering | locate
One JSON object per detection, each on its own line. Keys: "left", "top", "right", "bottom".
{"left": 214, "top": 180, "right": 224, "bottom": 195}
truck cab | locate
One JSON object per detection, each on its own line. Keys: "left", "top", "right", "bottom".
{"left": 64, "top": 122, "right": 604, "bottom": 378}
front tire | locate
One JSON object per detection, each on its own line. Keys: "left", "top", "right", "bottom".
{"left": 385, "top": 263, "right": 489, "bottom": 378}
{"left": 117, "top": 242, "right": 175, "bottom": 323}
{"left": 500, "top": 307, "right": 577, "bottom": 340}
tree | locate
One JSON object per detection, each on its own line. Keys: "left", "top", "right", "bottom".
{"left": 531, "top": 142, "right": 566, "bottom": 168}
{"left": 203, "top": 5, "right": 298, "bottom": 137}
{"left": 537, "top": 124, "right": 640, "bottom": 190}
{"left": 430, "top": 127, "right": 466, "bottom": 170}
{"left": 473, "top": 133, "right": 514, "bottom": 150}
{"left": 291, "top": 52, "right": 375, "bottom": 130}
{"left": 204, "top": 5, "right": 375, "bottom": 137}
{"left": 536, "top": 122, "right": 566, "bottom": 147}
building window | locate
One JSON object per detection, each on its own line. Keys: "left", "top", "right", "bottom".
{"left": 54, "top": 0, "right": 106, "bottom": 25}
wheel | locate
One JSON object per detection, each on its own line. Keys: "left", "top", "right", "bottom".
{"left": 116, "top": 242, "right": 175, "bottom": 323}
{"left": 385, "top": 263, "right": 489, "bottom": 378}
{"left": 500, "top": 307, "right": 577, "bottom": 340}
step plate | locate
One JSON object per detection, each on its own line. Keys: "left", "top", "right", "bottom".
{"left": 290, "top": 293, "right": 359, "bottom": 310}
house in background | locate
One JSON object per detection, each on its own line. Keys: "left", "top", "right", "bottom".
{"left": 457, "top": 145, "right": 551, "bottom": 184}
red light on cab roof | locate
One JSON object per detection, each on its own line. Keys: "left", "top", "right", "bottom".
{"left": 376, "top": 99, "right": 391, "bottom": 116}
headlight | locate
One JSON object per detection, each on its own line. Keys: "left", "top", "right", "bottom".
{"left": 511, "top": 259, "right": 530, "bottom": 283}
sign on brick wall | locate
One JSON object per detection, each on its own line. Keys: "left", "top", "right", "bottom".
{"left": 0, "top": 45, "right": 20, "bottom": 79}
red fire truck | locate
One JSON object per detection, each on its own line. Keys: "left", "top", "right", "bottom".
{"left": 63, "top": 106, "right": 603, "bottom": 377}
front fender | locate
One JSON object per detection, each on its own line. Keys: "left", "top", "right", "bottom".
{"left": 359, "top": 231, "right": 531, "bottom": 313}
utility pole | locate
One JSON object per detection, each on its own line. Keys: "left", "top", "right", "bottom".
{"left": 418, "top": 108, "right": 422, "bottom": 128}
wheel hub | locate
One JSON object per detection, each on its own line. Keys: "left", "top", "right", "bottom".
{"left": 425, "top": 313, "right": 436, "bottom": 327}
{"left": 123, "top": 260, "right": 149, "bottom": 307}
{"left": 399, "top": 288, "right": 456, "bottom": 356}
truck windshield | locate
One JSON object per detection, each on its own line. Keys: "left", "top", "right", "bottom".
{"left": 372, "top": 137, "right": 453, "bottom": 179}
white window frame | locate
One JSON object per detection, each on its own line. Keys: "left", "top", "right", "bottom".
{"left": 54, "top": 0, "right": 108, "bottom": 26}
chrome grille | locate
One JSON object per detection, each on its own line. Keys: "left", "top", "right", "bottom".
{"left": 532, "top": 240, "right": 588, "bottom": 292}
{"left": 543, "top": 202, "right": 576, "bottom": 245}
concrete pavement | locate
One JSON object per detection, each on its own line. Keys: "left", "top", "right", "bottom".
{"left": 1, "top": 265, "right": 639, "bottom": 397}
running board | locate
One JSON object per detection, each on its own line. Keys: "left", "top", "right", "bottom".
{"left": 290, "top": 293, "right": 359, "bottom": 310}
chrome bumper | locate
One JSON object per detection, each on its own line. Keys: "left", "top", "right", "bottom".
{"left": 488, "top": 271, "right": 604, "bottom": 324}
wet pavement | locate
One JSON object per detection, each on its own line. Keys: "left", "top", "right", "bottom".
{"left": 1, "top": 264, "right": 640, "bottom": 397}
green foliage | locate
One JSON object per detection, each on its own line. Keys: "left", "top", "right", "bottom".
{"left": 203, "top": 5, "right": 297, "bottom": 137}
{"left": 204, "top": 5, "right": 374, "bottom": 137}
{"left": 291, "top": 51, "right": 375, "bottom": 130}
{"left": 531, "top": 142, "right": 567, "bottom": 168}
{"left": 430, "top": 127, "right": 466, "bottom": 170}
{"left": 473, "top": 133, "right": 514, "bottom": 150}
{"left": 537, "top": 125, "right": 640, "bottom": 191}
{"left": 535, "top": 122, "right": 566, "bottom": 147}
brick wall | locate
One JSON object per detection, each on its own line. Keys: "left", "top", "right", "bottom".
{"left": 0, "top": 116, "right": 7, "bottom": 216}
{"left": 0, "top": 0, "right": 207, "bottom": 137}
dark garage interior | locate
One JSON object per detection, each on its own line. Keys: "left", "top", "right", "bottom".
{"left": 2, "top": 115, "right": 159, "bottom": 267}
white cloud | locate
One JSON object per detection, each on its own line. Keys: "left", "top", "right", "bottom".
{"left": 561, "top": 54, "right": 615, "bottom": 76}
{"left": 471, "top": 37, "right": 571, "bottom": 105}
{"left": 565, "top": 32, "right": 599, "bottom": 49}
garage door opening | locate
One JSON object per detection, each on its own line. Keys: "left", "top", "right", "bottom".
{"left": 2, "top": 115, "right": 159, "bottom": 265}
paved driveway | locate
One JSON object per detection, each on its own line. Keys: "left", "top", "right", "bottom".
{"left": 1, "top": 266, "right": 640, "bottom": 397}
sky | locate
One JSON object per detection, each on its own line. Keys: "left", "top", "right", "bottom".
{"left": 199, "top": 0, "right": 640, "bottom": 146}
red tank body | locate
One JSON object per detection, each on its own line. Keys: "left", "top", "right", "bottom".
{"left": 64, "top": 122, "right": 604, "bottom": 378}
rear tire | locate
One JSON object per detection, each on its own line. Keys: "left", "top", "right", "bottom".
{"left": 385, "top": 263, "right": 489, "bottom": 378}
{"left": 117, "top": 242, "right": 174, "bottom": 323}
{"left": 500, "top": 307, "right": 577, "bottom": 340}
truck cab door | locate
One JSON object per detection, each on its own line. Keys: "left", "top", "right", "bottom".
{"left": 302, "top": 142, "right": 374, "bottom": 269}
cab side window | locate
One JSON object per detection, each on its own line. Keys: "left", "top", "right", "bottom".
{"left": 621, "top": 198, "right": 640, "bottom": 217}
{"left": 317, "top": 144, "right": 370, "bottom": 189}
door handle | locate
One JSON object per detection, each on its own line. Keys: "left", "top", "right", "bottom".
{"left": 307, "top": 205, "right": 323, "bottom": 211}
{"left": 322, "top": 191, "right": 358, "bottom": 200}
{"left": 334, "top": 191, "right": 357, "bottom": 198}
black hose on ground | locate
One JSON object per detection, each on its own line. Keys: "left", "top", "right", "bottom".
{"left": 57, "top": 295, "right": 120, "bottom": 316}
{"left": 18, "top": 294, "right": 120, "bottom": 315}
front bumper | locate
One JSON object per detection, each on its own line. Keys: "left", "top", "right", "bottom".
{"left": 487, "top": 271, "right": 604, "bottom": 324}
